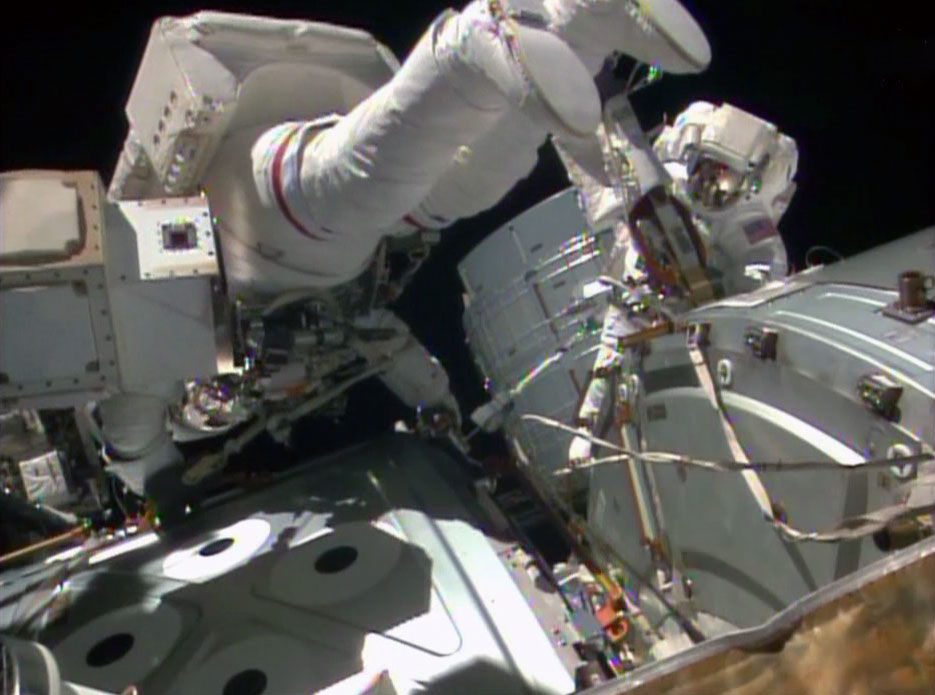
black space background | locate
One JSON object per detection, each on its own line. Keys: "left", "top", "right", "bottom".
{"left": 2, "top": 2, "right": 933, "bottom": 460}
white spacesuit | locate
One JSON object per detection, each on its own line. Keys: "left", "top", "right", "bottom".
{"left": 567, "top": 101, "right": 799, "bottom": 464}
{"left": 210, "top": 0, "right": 710, "bottom": 295}
{"left": 654, "top": 101, "right": 798, "bottom": 294}
{"left": 90, "top": 0, "right": 715, "bottom": 497}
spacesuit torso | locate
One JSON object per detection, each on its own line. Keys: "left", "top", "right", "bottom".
{"left": 205, "top": 120, "right": 382, "bottom": 296}
{"left": 654, "top": 101, "right": 798, "bottom": 296}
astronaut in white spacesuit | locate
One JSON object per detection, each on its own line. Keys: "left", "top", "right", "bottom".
{"left": 567, "top": 101, "right": 799, "bottom": 464}
{"left": 100, "top": 0, "right": 714, "bottom": 496}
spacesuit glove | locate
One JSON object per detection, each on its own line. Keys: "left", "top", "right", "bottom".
{"left": 105, "top": 436, "right": 183, "bottom": 498}
{"left": 568, "top": 427, "right": 594, "bottom": 465}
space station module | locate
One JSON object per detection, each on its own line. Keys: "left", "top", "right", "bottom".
{"left": 0, "top": 0, "right": 790, "bottom": 499}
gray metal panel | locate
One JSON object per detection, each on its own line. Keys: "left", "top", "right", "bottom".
{"left": 639, "top": 382, "right": 805, "bottom": 626}
{"left": 574, "top": 228, "right": 935, "bottom": 629}
{"left": 0, "top": 172, "right": 120, "bottom": 409}
{"left": 0, "top": 284, "right": 98, "bottom": 381}
{"left": 636, "top": 383, "right": 886, "bottom": 628}
{"left": 691, "top": 281, "right": 935, "bottom": 443}
{"left": 460, "top": 189, "right": 614, "bottom": 479}
{"left": 801, "top": 227, "right": 935, "bottom": 288}
{"left": 587, "top": 462, "right": 656, "bottom": 579}
{"left": 1, "top": 437, "right": 575, "bottom": 695}
{"left": 592, "top": 261, "right": 934, "bottom": 628}
{"left": 0, "top": 170, "right": 107, "bottom": 269}
{"left": 0, "top": 171, "right": 221, "bottom": 407}
{"left": 102, "top": 203, "right": 220, "bottom": 392}
{"left": 459, "top": 185, "right": 934, "bottom": 633}
{"left": 0, "top": 178, "right": 81, "bottom": 259}
{"left": 0, "top": 265, "right": 120, "bottom": 409}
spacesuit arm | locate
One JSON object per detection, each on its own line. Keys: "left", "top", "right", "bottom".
{"left": 350, "top": 310, "right": 460, "bottom": 422}
{"left": 252, "top": 2, "right": 598, "bottom": 238}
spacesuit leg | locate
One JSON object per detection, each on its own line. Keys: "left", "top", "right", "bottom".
{"left": 567, "top": 303, "right": 643, "bottom": 462}
{"left": 413, "top": 110, "right": 546, "bottom": 226}
{"left": 254, "top": 1, "right": 598, "bottom": 237}
{"left": 351, "top": 310, "right": 460, "bottom": 421}
{"left": 407, "top": 0, "right": 712, "bottom": 224}
{"left": 568, "top": 221, "right": 649, "bottom": 463}
{"left": 98, "top": 393, "right": 182, "bottom": 498}
{"left": 543, "top": 0, "right": 711, "bottom": 75}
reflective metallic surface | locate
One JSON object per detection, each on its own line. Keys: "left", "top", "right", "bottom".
{"left": 0, "top": 438, "right": 576, "bottom": 694}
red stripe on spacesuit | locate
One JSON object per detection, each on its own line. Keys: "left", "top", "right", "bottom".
{"left": 742, "top": 217, "right": 778, "bottom": 244}
{"left": 271, "top": 127, "right": 328, "bottom": 242}
{"left": 402, "top": 214, "right": 426, "bottom": 230}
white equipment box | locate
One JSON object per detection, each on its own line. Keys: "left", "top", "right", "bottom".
{"left": 0, "top": 170, "right": 221, "bottom": 410}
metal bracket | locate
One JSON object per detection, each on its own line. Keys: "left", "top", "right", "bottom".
{"left": 116, "top": 197, "right": 218, "bottom": 280}
{"left": 744, "top": 326, "right": 778, "bottom": 360}
{"left": 716, "top": 358, "right": 734, "bottom": 388}
{"left": 686, "top": 322, "right": 711, "bottom": 347}
{"left": 881, "top": 301, "right": 935, "bottom": 325}
{"left": 857, "top": 374, "right": 903, "bottom": 421}
{"left": 881, "top": 270, "right": 935, "bottom": 324}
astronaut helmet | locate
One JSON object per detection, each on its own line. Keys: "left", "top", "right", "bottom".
{"left": 684, "top": 152, "right": 754, "bottom": 213}
{"left": 659, "top": 102, "right": 799, "bottom": 225}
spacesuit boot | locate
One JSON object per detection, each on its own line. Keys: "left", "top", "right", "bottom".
{"left": 437, "top": 1, "right": 601, "bottom": 139}
{"left": 350, "top": 309, "right": 461, "bottom": 424}
{"left": 543, "top": 0, "right": 711, "bottom": 75}
{"left": 98, "top": 393, "right": 183, "bottom": 500}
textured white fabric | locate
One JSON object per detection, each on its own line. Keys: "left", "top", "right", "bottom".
{"left": 568, "top": 426, "right": 596, "bottom": 462}
{"left": 554, "top": 130, "right": 623, "bottom": 228}
{"left": 568, "top": 300, "right": 647, "bottom": 462}
{"left": 417, "top": 110, "right": 546, "bottom": 225}
{"left": 99, "top": 393, "right": 182, "bottom": 495}
{"left": 99, "top": 393, "right": 170, "bottom": 457}
{"left": 208, "top": 124, "right": 377, "bottom": 295}
{"left": 295, "top": 8, "right": 510, "bottom": 236}
{"left": 239, "top": 2, "right": 575, "bottom": 293}
{"left": 351, "top": 310, "right": 457, "bottom": 413}
{"left": 252, "top": 117, "right": 342, "bottom": 237}
{"left": 653, "top": 101, "right": 798, "bottom": 293}
{"left": 240, "top": 1, "right": 599, "bottom": 294}
{"left": 544, "top": 0, "right": 710, "bottom": 75}
{"left": 705, "top": 218, "right": 789, "bottom": 295}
